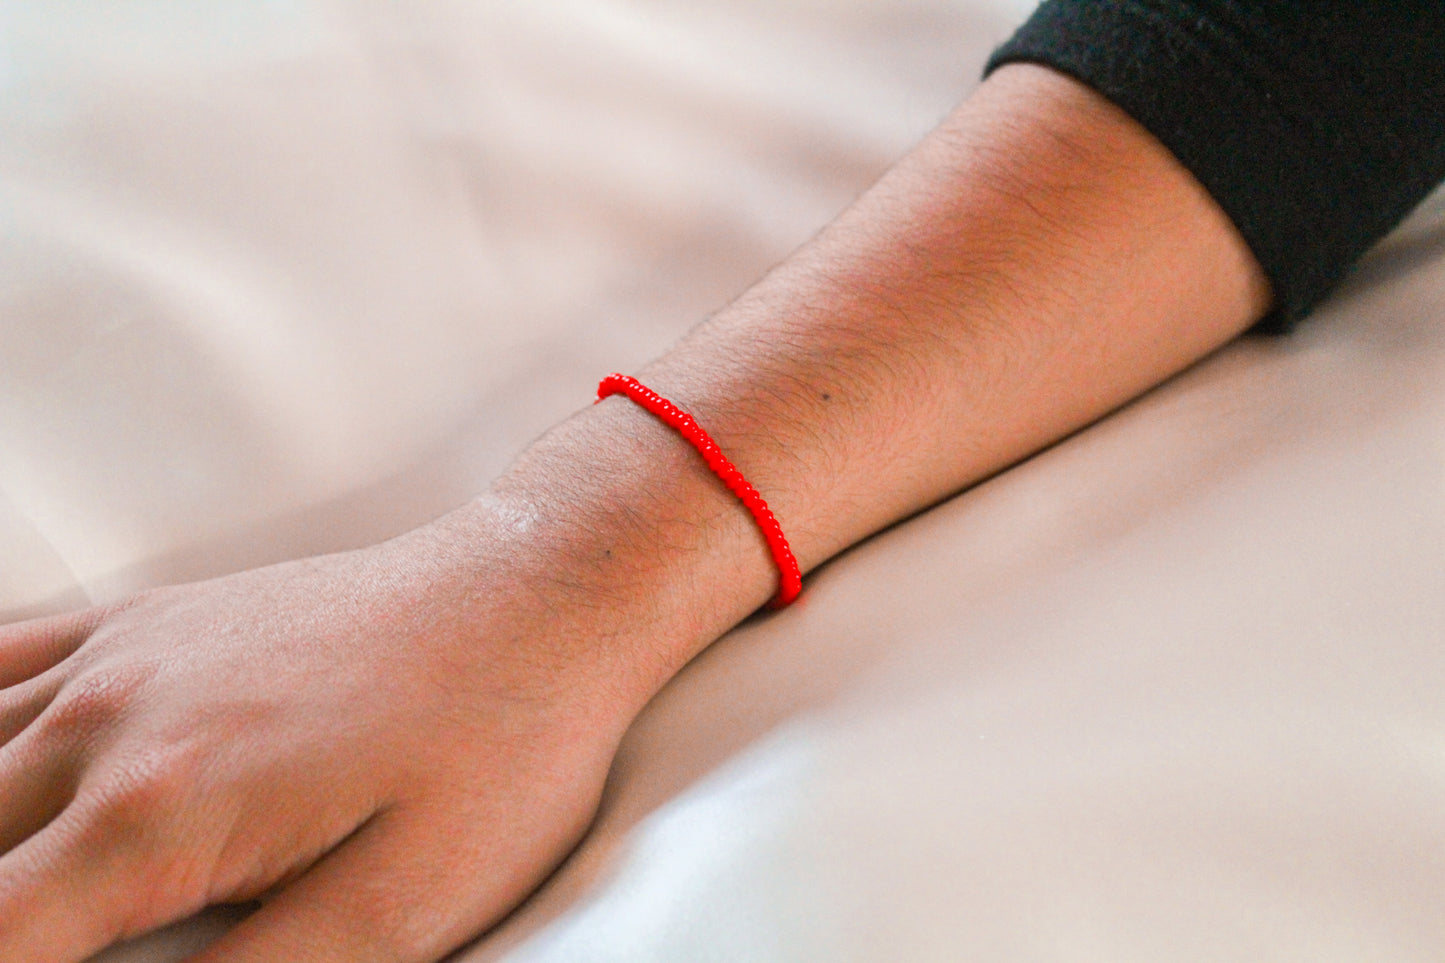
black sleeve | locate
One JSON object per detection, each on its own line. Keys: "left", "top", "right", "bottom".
{"left": 986, "top": 1, "right": 1445, "bottom": 331}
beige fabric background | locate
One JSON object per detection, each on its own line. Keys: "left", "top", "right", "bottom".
{"left": 0, "top": 2, "right": 1441, "bottom": 960}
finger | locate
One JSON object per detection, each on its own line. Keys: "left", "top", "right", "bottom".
{"left": 0, "top": 672, "right": 62, "bottom": 747}
{"left": 1, "top": 665, "right": 147, "bottom": 854}
{"left": 0, "top": 801, "right": 155, "bottom": 963}
{"left": 187, "top": 808, "right": 518, "bottom": 963}
{"left": 0, "top": 609, "right": 96, "bottom": 689}
{"left": 0, "top": 722, "right": 80, "bottom": 856}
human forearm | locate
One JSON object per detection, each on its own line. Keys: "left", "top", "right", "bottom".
{"left": 647, "top": 63, "right": 1271, "bottom": 558}
{"left": 461, "top": 63, "right": 1271, "bottom": 689}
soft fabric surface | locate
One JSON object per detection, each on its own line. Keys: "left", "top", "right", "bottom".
{"left": 1, "top": 3, "right": 1441, "bottom": 960}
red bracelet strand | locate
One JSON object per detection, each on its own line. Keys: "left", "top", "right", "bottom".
{"left": 596, "top": 373, "right": 802, "bottom": 608}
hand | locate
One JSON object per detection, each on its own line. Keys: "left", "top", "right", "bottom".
{"left": 0, "top": 511, "right": 649, "bottom": 963}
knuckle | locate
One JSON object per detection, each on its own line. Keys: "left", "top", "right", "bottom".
{"left": 86, "top": 745, "right": 206, "bottom": 838}
{"left": 36, "top": 664, "right": 155, "bottom": 747}
{"left": 72, "top": 748, "right": 216, "bottom": 923}
{"left": 0, "top": 674, "right": 50, "bottom": 723}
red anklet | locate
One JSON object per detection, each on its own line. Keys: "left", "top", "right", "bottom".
{"left": 596, "top": 373, "right": 802, "bottom": 608}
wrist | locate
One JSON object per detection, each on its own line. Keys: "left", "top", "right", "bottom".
{"left": 407, "top": 397, "right": 781, "bottom": 710}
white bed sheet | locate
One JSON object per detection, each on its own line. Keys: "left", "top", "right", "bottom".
{"left": 0, "top": 3, "right": 1441, "bottom": 960}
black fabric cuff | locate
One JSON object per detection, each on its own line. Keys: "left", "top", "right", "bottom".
{"left": 986, "top": 1, "right": 1445, "bottom": 331}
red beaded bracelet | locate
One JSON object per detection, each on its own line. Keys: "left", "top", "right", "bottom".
{"left": 596, "top": 373, "right": 802, "bottom": 608}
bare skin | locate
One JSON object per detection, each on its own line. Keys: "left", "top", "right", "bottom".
{"left": 0, "top": 65, "right": 1270, "bottom": 962}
